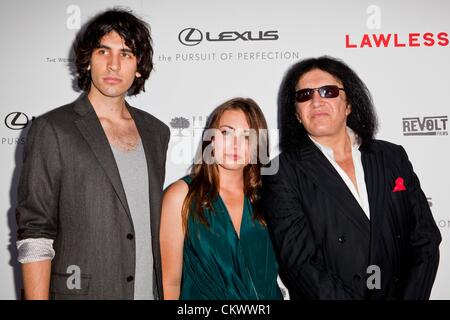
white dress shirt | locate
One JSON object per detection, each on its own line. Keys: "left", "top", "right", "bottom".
{"left": 17, "top": 238, "right": 55, "bottom": 263}
{"left": 309, "top": 127, "right": 371, "bottom": 220}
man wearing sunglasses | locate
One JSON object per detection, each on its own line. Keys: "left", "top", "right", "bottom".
{"left": 262, "top": 56, "right": 441, "bottom": 300}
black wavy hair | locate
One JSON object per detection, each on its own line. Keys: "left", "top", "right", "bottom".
{"left": 278, "top": 56, "right": 378, "bottom": 152}
{"left": 74, "top": 8, "right": 153, "bottom": 95}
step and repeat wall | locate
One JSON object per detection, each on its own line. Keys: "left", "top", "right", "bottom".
{"left": 0, "top": 0, "right": 449, "bottom": 299}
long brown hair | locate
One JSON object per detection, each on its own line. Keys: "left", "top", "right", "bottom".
{"left": 181, "top": 97, "right": 269, "bottom": 231}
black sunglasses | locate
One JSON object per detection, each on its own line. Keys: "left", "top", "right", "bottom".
{"left": 295, "top": 85, "right": 345, "bottom": 103}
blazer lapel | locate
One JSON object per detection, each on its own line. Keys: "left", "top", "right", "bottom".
{"left": 73, "top": 94, "right": 132, "bottom": 223}
{"left": 128, "top": 106, "right": 164, "bottom": 242}
{"left": 297, "top": 138, "right": 371, "bottom": 237}
{"left": 360, "top": 142, "right": 388, "bottom": 257}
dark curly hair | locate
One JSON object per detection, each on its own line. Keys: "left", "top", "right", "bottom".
{"left": 278, "top": 56, "right": 378, "bottom": 152}
{"left": 73, "top": 8, "right": 153, "bottom": 95}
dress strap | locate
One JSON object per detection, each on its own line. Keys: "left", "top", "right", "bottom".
{"left": 181, "top": 175, "right": 193, "bottom": 185}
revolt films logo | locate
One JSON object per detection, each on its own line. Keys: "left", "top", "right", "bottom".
{"left": 178, "top": 27, "right": 279, "bottom": 46}
{"left": 402, "top": 116, "right": 448, "bottom": 136}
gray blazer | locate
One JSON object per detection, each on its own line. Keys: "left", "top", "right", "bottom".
{"left": 16, "top": 94, "right": 170, "bottom": 299}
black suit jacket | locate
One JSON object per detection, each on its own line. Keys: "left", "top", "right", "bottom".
{"left": 16, "top": 94, "right": 170, "bottom": 299}
{"left": 262, "top": 137, "right": 441, "bottom": 300}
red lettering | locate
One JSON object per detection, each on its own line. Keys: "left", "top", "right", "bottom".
{"left": 437, "top": 32, "right": 449, "bottom": 46}
{"left": 372, "top": 33, "right": 391, "bottom": 47}
{"left": 394, "top": 34, "right": 406, "bottom": 47}
{"left": 423, "top": 33, "right": 435, "bottom": 46}
{"left": 409, "top": 33, "right": 420, "bottom": 47}
{"left": 360, "top": 34, "right": 372, "bottom": 48}
{"left": 346, "top": 32, "right": 448, "bottom": 49}
{"left": 345, "top": 34, "right": 357, "bottom": 48}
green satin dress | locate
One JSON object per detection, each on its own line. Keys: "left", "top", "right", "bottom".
{"left": 180, "top": 176, "right": 282, "bottom": 300}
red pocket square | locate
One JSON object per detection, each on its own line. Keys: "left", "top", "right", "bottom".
{"left": 393, "top": 177, "right": 406, "bottom": 192}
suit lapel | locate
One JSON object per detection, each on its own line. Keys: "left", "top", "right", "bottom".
{"left": 360, "top": 142, "right": 388, "bottom": 257}
{"left": 297, "top": 138, "right": 371, "bottom": 237}
{"left": 73, "top": 94, "right": 132, "bottom": 223}
{"left": 128, "top": 105, "right": 163, "bottom": 242}
{"left": 130, "top": 106, "right": 167, "bottom": 299}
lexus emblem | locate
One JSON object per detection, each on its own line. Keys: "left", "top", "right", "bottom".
{"left": 178, "top": 28, "right": 203, "bottom": 46}
{"left": 5, "top": 112, "right": 29, "bottom": 130}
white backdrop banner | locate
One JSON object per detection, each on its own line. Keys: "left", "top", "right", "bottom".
{"left": 0, "top": 0, "right": 449, "bottom": 299}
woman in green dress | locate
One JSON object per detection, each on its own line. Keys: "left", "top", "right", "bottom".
{"left": 160, "top": 97, "right": 283, "bottom": 300}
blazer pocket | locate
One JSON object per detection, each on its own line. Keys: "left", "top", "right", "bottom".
{"left": 389, "top": 191, "right": 412, "bottom": 222}
{"left": 390, "top": 190, "right": 408, "bottom": 206}
{"left": 50, "top": 272, "right": 91, "bottom": 296}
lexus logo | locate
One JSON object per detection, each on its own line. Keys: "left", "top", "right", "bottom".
{"left": 5, "top": 112, "right": 29, "bottom": 130}
{"left": 178, "top": 28, "right": 203, "bottom": 46}
{"left": 178, "top": 28, "right": 279, "bottom": 46}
